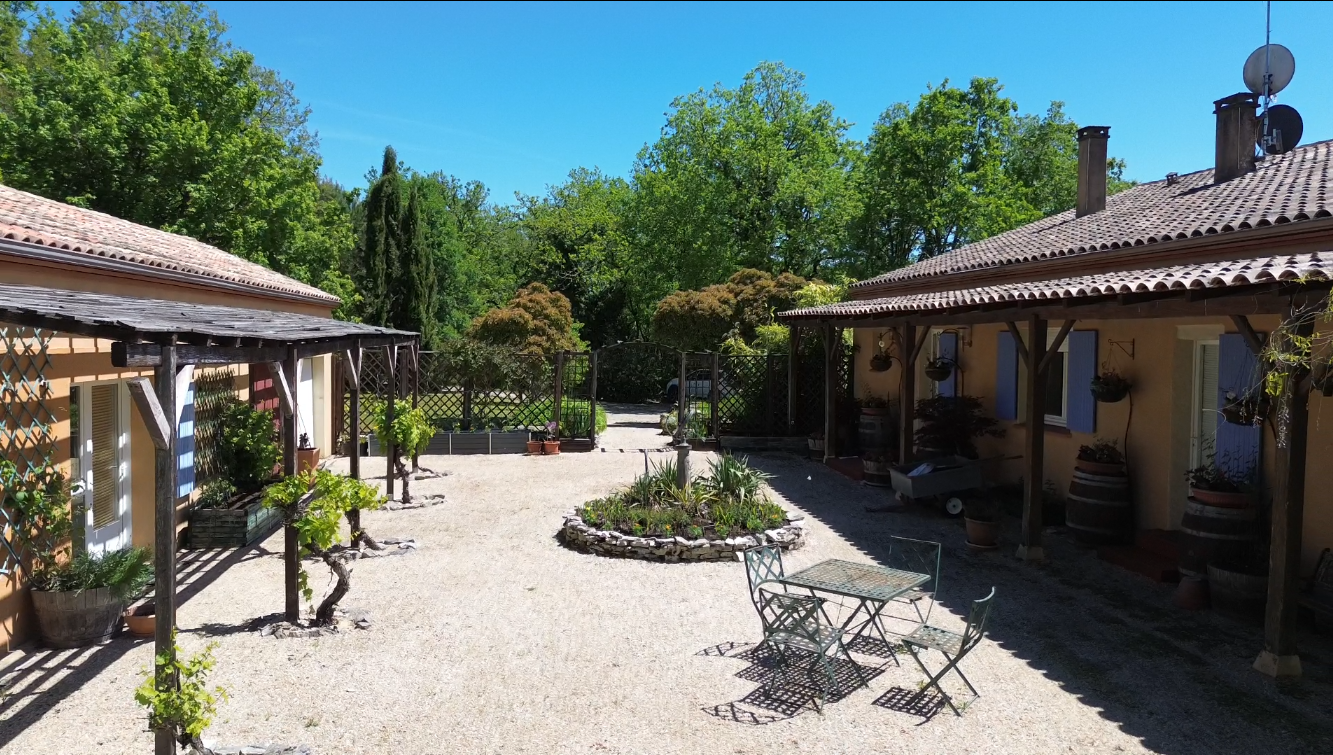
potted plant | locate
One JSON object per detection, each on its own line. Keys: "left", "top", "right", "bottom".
{"left": 964, "top": 497, "right": 1001, "bottom": 551}
{"left": 861, "top": 451, "right": 894, "bottom": 486}
{"left": 1075, "top": 439, "right": 1127, "bottom": 476}
{"left": 808, "top": 430, "right": 825, "bottom": 458}
{"left": 297, "top": 432, "right": 320, "bottom": 473}
{"left": 1220, "top": 391, "right": 1269, "bottom": 426}
{"left": 914, "top": 395, "right": 1004, "bottom": 459}
{"left": 526, "top": 426, "right": 544, "bottom": 455}
{"left": 1185, "top": 462, "right": 1255, "bottom": 508}
{"left": 124, "top": 600, "right": 156, "bottom": 638}
{"left": 32, "top": 547, "right": 153, "bottom": 648}
{"left": 1090, "top": 367, "right": 1131, "bottom": 403}
{"left": 924, "top": 357, "right": 955, "bottom": 383}
{"left": 541, "top": 421, "right": 561, "bottom": 455}
{"left": 859, "top": 394, "right": 890, "bottom": 416}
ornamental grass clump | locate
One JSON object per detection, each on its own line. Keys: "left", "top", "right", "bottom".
{"left": 577, "top": 454, "right": 786, "bottom": 539}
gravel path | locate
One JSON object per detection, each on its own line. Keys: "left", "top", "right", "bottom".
{"left": 596, "top": 402, "right": 672, "bottom": 450}
{"left": 2, "top": 451, "right": 1331, "bottom": 754}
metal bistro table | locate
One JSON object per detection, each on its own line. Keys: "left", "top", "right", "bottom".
{"left": 781, "top": 559, "right": 930, "bottom": 649}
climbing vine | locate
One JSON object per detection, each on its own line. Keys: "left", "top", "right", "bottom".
{"left": 1256, "top": 291, "right": 1333, "bottom": 448}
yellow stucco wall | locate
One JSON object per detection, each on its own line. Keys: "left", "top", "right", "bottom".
{"left": 853, "top": 315, "right": 1332, "bottom": 573}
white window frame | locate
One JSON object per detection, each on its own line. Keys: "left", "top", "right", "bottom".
{"left": 77, "top": 379, "right": 133, "bottom": 553}
{"left": 1190, "top": 339, "right": 1220, "bottom": 468}
{"left": 1043, "top": 333, "right": 1070, "bottom": 427}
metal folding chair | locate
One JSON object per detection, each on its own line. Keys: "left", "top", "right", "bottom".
{"left": 883, "top": 536, "right": 942, "bottom": 628}
{"left": 757, "top": 587, "right": 869, "bottom": 713}
{"left": 903, "top": 587, "right": 996, "bottom": 716}
{"left": 743, "top": 544, "right": 786, "bottom": 615}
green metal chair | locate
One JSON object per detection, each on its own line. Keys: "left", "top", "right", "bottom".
{"left": 903, "top": 587, "right": 996, "bottom": 716}
{"left": 884, "top": 536, "right": 942, "bottom": 627}
{"left": 757, "top": 586, "right": 869, "bottom": 713}
{"left": 743, "top": 544, "right": 786, "bottom": 617}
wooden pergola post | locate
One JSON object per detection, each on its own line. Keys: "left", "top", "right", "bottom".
{"left": 589, "top": 350, "right": 600, "bottom": 445}
{"left": 1256, "top": 318, "right": 1315, "bottom": 678}
{"left": 152, "top": 343, "right": 178, "bottom": 755}
{"left": 383, "top": 344, "right": 397, "bottom": 501}
{"left": 822, "top": 324, "right": 837, "bottom": 461}
{"left": 410, "top": 343, "right": 420, "bottom": 468}
{"left": 347, "top": 344, "right": 362, "bottom": 481}
{"left": 899, "top": 323, "right": 924, "bottom": 465}
{"left": 281, "top": 349, "right": 300, "bottom": 621}
{"left": 1018, "top": 316, "right": 1048, "bottom": 562}
{"left": 710, "top": 351, "right": 721, "bottom": 439}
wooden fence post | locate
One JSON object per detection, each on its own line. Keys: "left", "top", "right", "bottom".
{"left": 152, "top": 343, "right": 178, "bottom": 755}
{"left": 823, "top": 325, "right": 837, "bottom": 461}
{"left": 383, "top": 345, "right": 396, "bottom": 501}
{"left": 787, "top": 327, "right": 799, "bottom": 435}
{"left": 710, "top": 352, "right": 721, "bottom": 440}
{"left": 349, "top": 344, "right": 362, "bottom": 481}
{"left": 589, "top": 350, "right": 599, "bottom": 444}
{"left": 282, "top": 348, "right": 299, "bottom": 622}
{"left": 677, "top": 350, "right": 687, "bottom": 440}
{"left": 1019, "top": 317, "right": 1048, "bottom": 562}
{"left": 552, "top": 351, "right": 566, "bottom": 433}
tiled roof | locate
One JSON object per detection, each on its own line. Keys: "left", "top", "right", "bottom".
{"left": 784, "top": 252, "right": 1329, "bottom": 320}
{"left": 854, "top": 138, "right": 1333, "bottom": 290}
{"left": 0, "top": 185, "right": 340, "bottom": 305}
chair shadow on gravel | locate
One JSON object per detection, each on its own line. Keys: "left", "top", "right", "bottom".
{"left": 872, "top": 686, "right": 949, "bottom": 721}
{"left": 699, "top": 640, "right": 886, "bottom": 723}
{"left": 746, "top": 453, "right": 1333, "bottom": 755}
{"left": 0, "top": 543, "right": 266, "bottom": 749}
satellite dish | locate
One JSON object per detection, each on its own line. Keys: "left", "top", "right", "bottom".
{"left": 1261, "top": 104, "right": 1303, "bottom": 154}
{"left": 1244, "top": 44, "right": 1295, "bottom": 95}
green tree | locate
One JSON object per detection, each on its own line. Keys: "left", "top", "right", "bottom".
{"left": 0, "top": 2, "right": 353, "bottom": 306}
{"left": 393, "top": 182, "right": 437, "bottom": 346}
{"left": 469, "top": 283, "right": 585, "bottom": 356}
{"left": 852, "top": 78, "right": 1132, "bottom": 277}
{"left": 360, "top": 146, "right": 403, "bottom": 326}
{"left": 629, "top": 62, "right": 860, "bottom": 295}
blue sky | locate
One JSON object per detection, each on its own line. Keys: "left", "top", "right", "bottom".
{"left": 205, "top": 0, "right": 1331, "bottom": 201}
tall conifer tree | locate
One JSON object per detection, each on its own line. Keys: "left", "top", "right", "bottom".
{"left": 361, "top": 146, "right": 402, "bottom": 326}
{"left": 395, "top": 184, "right": 437, "bottom": 346}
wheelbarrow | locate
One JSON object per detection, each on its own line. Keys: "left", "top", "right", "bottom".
{"left": 887, "top": 455, "right": 989, "bottom": 517}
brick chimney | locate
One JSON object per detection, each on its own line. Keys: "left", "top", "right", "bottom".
{"left": 1076, "top": 126, "right": 1110, "bottom": 217}
{"left": 1214, "top": 93, "right": 1259, "bottom": 183}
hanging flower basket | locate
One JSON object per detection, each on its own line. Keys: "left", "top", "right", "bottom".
{"left": 924, "top": 358, "right": 954, "bottom": 383}
{"left": 869, "top": 353, "right": 892, "bottom": 372}
{"left": 1221, "top": 393, "right": 1269, "bottom": 426}
{"left": 1089, "top": 371, "right": 1131, "bottom": 403}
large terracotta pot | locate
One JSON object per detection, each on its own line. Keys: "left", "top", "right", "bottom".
{"left": 1074, "top": 459, "right": 1127, "bottom": 477}
{"left": 1188, "top": 487, "right": 1255, "bottom": 509}
{"left": 526, "top": 440, "right": 543, "bottom": 455}
{"left": 964, "top": 517, "right": 1000, "bottom": 548}
{"left": 296, "top": 446, "right": 320, "bottom": 474}
{"left": 124, "top": 603, "right": 155, "bottom": 638}
{"left": 31, "top": 587, "right": 123, "bottom": 649}
{"left": 542, "top": 440, "right": 561, "bottom": 455}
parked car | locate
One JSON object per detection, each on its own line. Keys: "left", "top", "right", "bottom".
{"left": 666, "top": 370, "right": 727, "bottom": 403}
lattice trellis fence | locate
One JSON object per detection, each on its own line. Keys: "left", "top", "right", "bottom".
{"left": 0, "top": 327, "right": 56, "bottom": 574}
{"left": 192, "top": 368, "right": 238, "bottom": 486}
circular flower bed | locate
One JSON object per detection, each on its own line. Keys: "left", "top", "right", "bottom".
{"left": 559, "top": 455, "right": 808, "bottom": 562}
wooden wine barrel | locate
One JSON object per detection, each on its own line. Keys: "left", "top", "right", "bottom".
{"left": 858, "top": 409, "right": 892, "bottom": 453}
{"left": 1179, "top": 499, "right": 1258, "bottom": 579}
{"left": 1066, "top": 468, "right": 1132, "bottom": 544}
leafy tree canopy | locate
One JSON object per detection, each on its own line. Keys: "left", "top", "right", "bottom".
{"left": 469, "top": 283, "right": 586, "bottom": 355}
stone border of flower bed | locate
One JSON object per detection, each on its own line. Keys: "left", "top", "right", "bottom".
{"left": 559, "top": 509, "right": 807, "bottom": 562}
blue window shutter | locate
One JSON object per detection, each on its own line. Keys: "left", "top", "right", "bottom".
{"left": 938, "top": 332, "right": 958, "bottom": 397}
{"left": 1067, "top": 330, "right": 1098, "bottom": 434}
{"left": 178, "top": 379, "right": 195, "bottom": 498}
{"left": 996, "top": 330, "right": 1018, "bottom": 421}
{"left": 1216, "top": 333, "right": 1262, "bottom": 481}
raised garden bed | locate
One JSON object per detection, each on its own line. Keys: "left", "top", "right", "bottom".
{"left": 188, "top": 489, "right": 283, "bottom": 549}
{"left": 561, "top": 511, "right": 805, "bottom": 561}
{"left": 369, "top": 430, "right": 529, "bottom": 456}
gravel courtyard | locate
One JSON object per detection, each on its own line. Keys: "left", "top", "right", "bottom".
{"left": 2, "top": 451, "right": 1331, "bottom": 754}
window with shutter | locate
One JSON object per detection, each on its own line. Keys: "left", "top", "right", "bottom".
{"left": 1192, "top": 341, "right": 1220, "bottom": 467}
{"left": 1066, "top": 331, "right": 1098, "bottom": 434}
{"left": 1215, "top": 333, "right": 1261, "bottom": 480}
{"left": 934, "top": 331, "right": 958, "bottom": 397}
{"left": 90, "top": 384, "right": 118, "bottom": 529}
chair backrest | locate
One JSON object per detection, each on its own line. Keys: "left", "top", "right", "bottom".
{"left": 743, "top": 545, "right": 784, "bottom": 610}
{"left": 886, "top": 536, "right": 942, "bottom": 594}
{"left": 757, "top": 587, "right": 824, "bottom": 645}
{"left": 960, "top": 587, "right": 997, "bottom": 651}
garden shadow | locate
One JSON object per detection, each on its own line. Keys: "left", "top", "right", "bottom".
{"left": 747, "top": 452, "right": 1333, "bottom": 755}
{"left": 698, "top": 640, "right": 886, "bottom": 724}
{"left": 0, "top": 543, "right": 266, "bottom": 748}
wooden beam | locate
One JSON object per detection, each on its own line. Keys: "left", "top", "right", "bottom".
{"left": 1005, "top": 321, "right": 1029, "bottom": 364}
{"left": 1230, "top": 315, "right": 1269, "bottom": 358}
{"left": 349, "top": 344, "right": 362, "bottom": 482}
{"left": 1019, "top": 316, "right": 1048, "bottom": 562}
{"left": 899, "top": 323, "right": 917, "bottom": 465}
{"left": 909, "top": 326, "right": 930, "bottom": 366}
{"left": 1256, "top": 318, "right": 1315, "bottom": 678}
{"left": 267, "top": 361, "right": 295, "bottom": 418}
{"left": 125, "top": 377, "right": 171, "bottom": 451}
{"left": 822, "top": 324, "right": 838, "bottom": 461}
{"left": 152, "top": 344, "right": 178, "bottom": 755}
{"left": 343, "top": 349, "right": 360, "bottom": 390}
{"left": 1038, "top": 320, "right": 1076, "bottom": 375}
{"left": 113, "top": 342, "right": 289, "bottom": 368}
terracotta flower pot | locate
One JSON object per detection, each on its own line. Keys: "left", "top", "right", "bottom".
{"left": 526, "top": 440, "right": 543, "bottom": 455}
{"left": 1075, "top": 459, "right": 1127, "bottom": 477}
{"left": 860, "top": 406, "right": 889, "bottom": 416}
{"left": 964, "top": 517, "right": 1000, "bottom": 548}
{"left": 542, "top": 440, "right": 561, "bottom": 455}
{"left": 124, "top": 606, "right": 155, "bottom": 638}
{"left": 296, "top": 447, "right": 320, "bottom": 474}
{"left": 1189, "top": 487, "right": 1255, "bottom": 509}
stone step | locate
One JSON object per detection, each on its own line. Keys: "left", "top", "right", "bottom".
{"left": 1098, "top": 545, "right": 1181, "bottom": 583}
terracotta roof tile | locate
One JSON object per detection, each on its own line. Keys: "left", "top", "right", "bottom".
{"left": 854, "top": 139, "right": 1333, "bottom": 290}
{"left": 0, "top": 185, "right": 339, "bottom": 305}
{"left": 784, "top": 252, "right": 1330, "bottom": 319}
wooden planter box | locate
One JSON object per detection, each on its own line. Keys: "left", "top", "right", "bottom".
{"left": 188, "top": 491, "right": 283, "bottom": 549}
{"left": 369, "top": 431, "right": 530, "bottom": 456}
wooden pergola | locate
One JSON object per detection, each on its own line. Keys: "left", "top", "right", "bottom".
{"left": 0, "top": 283, "right": 418, "bottom": 754}
{"left": 781, "top": 275, "right": 1331, "bottom": 679}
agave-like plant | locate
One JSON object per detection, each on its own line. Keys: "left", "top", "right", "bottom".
{"left": 703, "top": 454, "right": 771, "bottom": 503}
